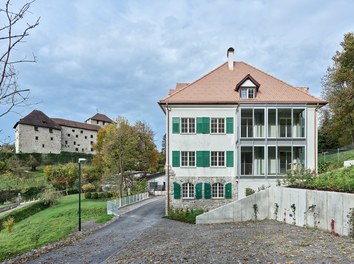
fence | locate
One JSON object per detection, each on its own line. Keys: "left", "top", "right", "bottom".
{"left": 319, "top": 145, "right": 354, "bottom": 164}
{"left": 107, "top": 192, "right": 149, "bottom": 216}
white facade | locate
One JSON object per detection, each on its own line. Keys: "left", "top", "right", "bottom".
{"left": 60, "top": 126, "right": 97, "bottom": 154}
{"left": 15, "top": 124, "right": 61, "bottom": 154}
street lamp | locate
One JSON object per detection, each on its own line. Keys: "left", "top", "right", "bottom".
{"left": 78, "top": 158, "right": 87, "bottom": 231}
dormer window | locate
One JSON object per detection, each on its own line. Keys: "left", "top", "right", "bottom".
{"left": 240, "top": 88, "right": 255, "bottom": 99}
{"left": 235, "top": 74, "right": 260, "bottom": 99}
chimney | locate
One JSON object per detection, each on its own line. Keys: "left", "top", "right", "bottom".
{"left": 227, "top": 47, "right": 234, "bottom": 71}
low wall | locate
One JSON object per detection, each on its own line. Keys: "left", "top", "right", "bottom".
{"left": 196, "top": 187, "right": 354, "bottom": 236}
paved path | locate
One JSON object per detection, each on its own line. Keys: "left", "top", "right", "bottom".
{"left": 26, "top": 197, "right": 165, "bottom": 264}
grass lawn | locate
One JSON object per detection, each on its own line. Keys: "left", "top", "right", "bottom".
{"left": 0, "top": 168, "right": 50, "bottom": 190}
{"left": 318, "top": 148, "right": 354, "bottom": 164}
{"left": 0, "top": 194, "right": 113, "bottom": 261}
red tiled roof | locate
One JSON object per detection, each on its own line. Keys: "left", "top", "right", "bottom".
{"left": 13, "top": 110, "right": 62, "bottom": 130}
{"left": 52, "top": 118, "right": 101, "bottom": 132}
{"left": 159, "top": 62, "right": 327, "bottom": 105}
{"left": 87, "top": 113, "right": 113, "bottom": 123}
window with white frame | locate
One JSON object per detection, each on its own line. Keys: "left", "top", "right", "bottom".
{"left": 212, "top": 183, "right": 224, "bottom": 198}
{"left": 182, "top": 182, "right": 194, "bottom": 198}
{"left": 181, "top": 118, "right": 195, "bottom": 133}
{"left": 181, "top": 151, "right": 195, "bottom": 167}
{"left": 211, "top": 151, "right": 225, "bottom": 167}
{"left": 240, "top": 88, "right": 255, "bottom": 99}
{"left": 211, "top": 118, "right": 225, "bottom": 133}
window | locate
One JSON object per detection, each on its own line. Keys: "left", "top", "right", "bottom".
{"left": 49, "top": 128, "right": 53, "bottom": 133}
{"left": 212, "top": 183, "right": 224, "bottom": 198}
{"left": 35, "top": 136, "right": 38, "bottom": 140}
{"left": 293, "top": 109, "right": 305, "bottom": 137}
{"left": 181, "top": 151, "right": 195, "bottom": 167}
{"left": 75, "top": 148, "right": 78, "bottom": 151}
{"left": 241, "top": 147, "right": 253, "bottom": 175}
{"left": 91, "top": 148, "right": 94, "bottom": 152}
{"left": 96, "top": 120, "right": 99, "bottom": 124}
{"left": 211, "top": 118, "right": 225, "bottom": 133}
{"left": 34, "top": 126, "right": 38, "bottom": 131}
{"left": 211, "top": 151, "right": 225, "bottom": 167}
{"left": 240, "top": 88, "right": 255, "bottom": 99}
{"left": 67, "top": 134, "right": 70, "bottom": 137}
{"left": 90, "top": 141, "right": 94, "bottom": 145}
{"left": 76, "top": 135, "right": 78, "bottom": 138}
{"left": 42, "top": 144, "right": 45, "bottom": 148}
{"left": 72, "top": 129, "right": 75, "bottom": 132}
{"left": 241, "top": 109, "right": 253, "bottom": 137}
{"left": 181, "top": 118, "right": 195, "bottom": 133}
{"left": 278, "top": 109, "right": 292, "bottom": 137}
{"left": 74, "top": 141, "right": 76, "bottom": 145}
{"left": 279, "top": 147, "right": 292, "bottom": 174}
{"left": 65, "top": 141, "right": 68, "bottom": 144}
{"left": 90, "top": 135, "right": 93, "bottom": 138}
{"left": 103, "top": 121, "right": 106, "bottom": 125}
{"left": 81, "top": 130, "right": 83, "bottom": 134}
{"left": 50, "top": 137, "right": 53, "bottom": 141}
{"left": 85, "top": 136, "right": 87, "bottom": 139}
{"left": 182, "top": 183, "right": 194, "bottom": 198}
{"left": 82, "top": 148, "right": 84, "bottom": 152}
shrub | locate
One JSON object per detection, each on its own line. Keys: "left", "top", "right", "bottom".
{"left": 27, "top": 154, "right": 40, "bottom": 171}
{"left": 92, "top": 192, "right": 98, "bottom": 199}
{"left": 84, "top": 192, "right": 92, "bottom": 199}
{"left": 40, "top": 189, "right": 62, "bottom": 206}
{"left": 2, "top": 217, "right": 15, "bottom": 233}
{"left": 164, "top": 208, "right": 204, "bottom": 224}
{"left": 82, "top": 183, "right": 95, "bottom": 193}
{"left": 0, "top": 161, "right": 6, "bottom": 172}
{"left": 245, "top": 188, "right": 255, "bottom": 196}
{"left": 104, "top": 192, "right": 113, "bottom": 198}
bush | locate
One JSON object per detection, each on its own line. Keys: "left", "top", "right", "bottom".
{"left": 104, "top": 192, "right": 113, "bottom": 198}
{"left": 92, "top": 192, "right": 98, "bottom": 199}
{"left": 82, "top": 183, "right": 95, "bottom": 193}
{"left": 27, "top": 155, "right": 40, "bottom": 171}
{"left": 2, "top": 217, "right": 15, "bottom": 233}
{"left": 84, "top": 192, "right": 92, "bottom": 199}
{"left": 40, "top": 189, "right": 62, "bottom": 206}
{"left": 164, "top": 208, "right": 204, "bottom": 224}
{"left": 245, "top": 188, "right": 255, "bottom": 196}
{"left": 0, "top": 201, "right": 49, "bottom": 232}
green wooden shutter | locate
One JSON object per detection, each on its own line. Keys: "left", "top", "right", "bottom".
{"left": 203, "top": 151, "right": 210, "bottom": 167}
{"left": 196, "top": 117, "right": 203, "bottom": 133}
{"left": 196, "top": 183, "right": 203, "bottom": 199}
{"left": 174, "top": 182, "right": 181, "bottom": 199}
{"left": 202, "top": 117, "right": 210, "bottom": 134}
{"left": 226, "top": 117, "right": 234, "bottom": 134}
{"left": 225, "top": 182, "right": 232, "bottom": 199}
{"left": 172, "top": 151, "right": 180, "bottom": 167}
{"left": 196, "top": 151, "right": 210, "bottom": 167}
{"left": 204, "top": 183, "right": 211, "bottom": 199}
{"left": 226, "top": 151, "right": 234, "bottom": 167}
{"left": 172, "top": 117, "right": 180, "bottom": 134}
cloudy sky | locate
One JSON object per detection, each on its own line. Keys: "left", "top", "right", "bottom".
{"left": 1, "top": 0, "right": 353, "bottom": 149}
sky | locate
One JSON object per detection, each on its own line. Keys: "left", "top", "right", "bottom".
{"left": 1, "top": 0, "right": 354, "bottom": 150}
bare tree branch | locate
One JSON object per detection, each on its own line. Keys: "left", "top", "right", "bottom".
{"left": 0, "top": 0, "right": 39, "bottom": 118}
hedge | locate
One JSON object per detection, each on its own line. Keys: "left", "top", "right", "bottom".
{"left": 15, "top": 152, "right": 93, "bottom": 165}
{"left": 0, "top": 201, "right": 49, "bottom": 232}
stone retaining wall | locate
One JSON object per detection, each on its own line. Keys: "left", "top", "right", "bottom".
{"left": 196, "top": 186, "right": 354, "bottom": 236}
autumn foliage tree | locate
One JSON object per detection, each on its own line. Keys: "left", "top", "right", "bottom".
{"left": 94, "top": 117, "right": 159, "bottom": 197}
{"left": 321, "top": 32, "right": 354, "bottom": 146}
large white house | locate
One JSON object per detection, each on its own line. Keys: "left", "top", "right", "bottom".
{"left": 159, "top": 48, "right": 327, "bottom": 211}
{"left": 14, "top": 110, "right": 113, "bottom": 154}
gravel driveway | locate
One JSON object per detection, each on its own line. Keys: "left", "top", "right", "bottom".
{"left": 107, "top": 219, "right": 354, "bottom": 264}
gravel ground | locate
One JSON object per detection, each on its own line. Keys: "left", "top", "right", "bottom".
{"left": 108, "top": 219, "right": 354, "bottom": 264}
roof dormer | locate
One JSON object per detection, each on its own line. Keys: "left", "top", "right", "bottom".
{"left": 235, "top": 74, "right": 260, "bottom": 99}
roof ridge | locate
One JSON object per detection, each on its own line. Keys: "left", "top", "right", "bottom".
{"left": 160, "top": 62, "right": 228, "bottom": 102}
{"left": 239, "top": 61, "right": 325, "bottom": 102}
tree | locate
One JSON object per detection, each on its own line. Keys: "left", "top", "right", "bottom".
{"left": 0, "top": 0, "right": 40, "bottom": 118}
{"left": 44, "top": 163, "right": 77, "bottom": 194}
{"left": 27, "top": 154, "right": 40, "bottom": 171}
{"left": 94, "top": 117, "right": 159, "bottom": 197}
{"left": 321, "top": 33, "right": 354, "bottom": 146}
{"left": 318, "top": 109, "right": 339, "bottom": 151}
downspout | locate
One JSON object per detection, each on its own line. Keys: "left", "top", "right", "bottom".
{"left": 314, "top": 103, "right": 320, "bottom": 175}
{"left": 166, "top": 103, "right": 170, "bottom": 215}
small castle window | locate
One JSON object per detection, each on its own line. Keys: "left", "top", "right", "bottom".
{"left": 75, "top": 148, "right": 78, "bottom": 151}
{"left": 50, "top": 137, "right": 53, "bottom": 141}
{"left": 35, "top": 136, "right": 38, "bottom": 140}
{"left": 76, "top": 135, "right": 78, "bottom": 138}
{"left": 72, "top": 129, "right": 75, "bottom": 132}
{"left": 49, "top": 128, "right": 53, "bottom": 133}
{"left": 42, "top": 144, "right": 45, "bottom": 148}
{"left": 34, "top": 126, "right": 38, "bottom": 131}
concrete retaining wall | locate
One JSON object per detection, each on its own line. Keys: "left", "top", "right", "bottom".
{"left": 196, "top": 187, "right": 354, "bottom": 236}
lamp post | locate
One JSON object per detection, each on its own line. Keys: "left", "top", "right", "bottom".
{"left": 78, "top": 158, "right": 86, "bottom": 231}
